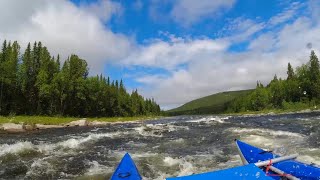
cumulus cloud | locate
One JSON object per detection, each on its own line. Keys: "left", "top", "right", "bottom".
{"left": 149, "top": 0, "right": 236, "bottom": 26}
{"left": 268, "top": 2, "right": 303, "bottom": 26}
{"left": 309, "top": 0, "right": 320, "bottom": 23}
{"left": 122, "top": 38, "right": 229, "bottom": 70}
{"left": 171, "top": 0, "right": 236, "bottom": 26}
{"left": 0, "top": 0, "right": 131, "bottom": 73}
{"left": 127, "top": 2, "right": 320, "bottom": 108}
{"left": 79, "top": 0, "right": 123, "bottom": 22}
{"left": 0, "top": 0, "right": 45, "bottom": 33}
{"left": 222, "top": 17, "right": 266, "bottom": 42}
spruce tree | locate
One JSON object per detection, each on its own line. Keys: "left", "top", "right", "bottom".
{"left": 287, "top": 63, "right": 295, "bottom": 80}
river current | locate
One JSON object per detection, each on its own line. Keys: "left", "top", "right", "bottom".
{"left": 0, "top": 112, "right": 319, "bottom": 179}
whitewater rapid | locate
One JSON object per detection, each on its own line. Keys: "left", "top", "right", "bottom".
{"left": 0, "top": 113, "right": 319, "bottom": 179}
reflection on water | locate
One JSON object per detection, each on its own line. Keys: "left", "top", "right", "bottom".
{"left": 0, "top": 112, "right": 319, "bottom": 179}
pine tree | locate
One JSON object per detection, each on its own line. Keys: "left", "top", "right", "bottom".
{"left": 287, "top": 63, "right": 295, "bottom": 80}
{"left": 308, "top": 50, "right": 320, "bottom": 99}
{"left": 0, "top": 40, "right": 161, "bottom": 116}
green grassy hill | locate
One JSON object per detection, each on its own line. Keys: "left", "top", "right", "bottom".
{"left": 167, "top": 89, "right": 253, "bottom": 115}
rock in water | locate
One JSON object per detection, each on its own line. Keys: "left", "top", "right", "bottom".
{"left": 89, "top": 121, "right": 109, "bottom": 126}
{"left": 0, "top": 123, "right": 25, "bottom": 132}
{"left": 35, "top": 124, "right": 63, "bottom": 129}
{"left": 66, "top": 119, "right": 89, "bottom": 127}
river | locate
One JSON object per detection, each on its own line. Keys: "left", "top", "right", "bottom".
{"left": 0, "top": 112, "right": 319, "bottom": 179}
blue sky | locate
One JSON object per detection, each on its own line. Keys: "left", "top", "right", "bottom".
{"left": 0, "top": 0, "right": 319, "bottom": 109}
{"left": 79, "top": 0, "right": 315, "bottom": 106}
{"left": 72, "top": 0, "right": 303, "bottom": 83}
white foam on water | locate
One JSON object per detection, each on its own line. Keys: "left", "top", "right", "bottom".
{"left": 156, "top": 153, "right": 242, "bottom": 180}
{"left": 187, "top": 117, "right": 208, "bottom": 123}
{"left": 163, "top": 156, "right": 180, "bottom": 166}
{"left": 221, "top": 116, "right": 230, "bottom": 120}
{"left": 0, "top": 132, "right": 124, "bottom": 157}
{"left": 187, "top": 116, "right": 227, "bottom": 124}
{"left": 212, "top": 117, "right": 225, "bottom": 123}
{"left": 134, "top": 124, "right": 189, "bottom": 137}
{"left": 295, "top": 148, "right": 320, "bottom": 166}
{"left": 130, "top": 152, "right": 160, "bottom": 159}
{"left": 122, "top": 152, "right": 198, "bottom": 180}
{"left": 229, "top": 127, "right": 308, "bottom": 155}
{"left": 26, "top": 157, "right": 55, "bottom": 177}
{"left": 126, "top": 141, "right": 147, "bottom": 148}
{"left": 56, "top": 132, "right": 122, "bottom": 149}
{"left": 297, "top": 117, "right": 312, "bottom": 121}
{"left": 0, "top": 141, "right": 34, "bottom": 157}
{"left": 241, "top": 135, "right": 276, "bottom": 147}
{"left": 162, "top": 156, "right": 194, "bottom": 176}
{"left": 297, "top": 155, "right": 320, "bottom": 166}
{"left": 170, "top": 138, "right": 185, "bottom": 144}
{"left": 85, "top": 160, "right": 113, "bottom": 176}
{"left": 177, "top": 160, "right": 194, "bottom": 176}
{"left": 229, "top": 128, "right": 305, "bottom": 138}
{"left": 134, "top": 126, "right": 162, "bottom": 137}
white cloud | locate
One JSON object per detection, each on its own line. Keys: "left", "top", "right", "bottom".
{"left": 0, "top": 0, "right": 131, "bottom": 73}
{"left": 127, "top": 4, "right": 320, "bottom": 108}
{"left": 171, "top": 0, "right": 236, "bottom": 26}
{"left": 248, "top": 33, "right": 277, "bottom": 51}
{"left": 79, "top": 0, "right": 123, "bottom": 22}
{"left": 309, "top": 0, "right": 320, "bottom": 23}
{"left": 149, "top": 0, "right": 236, "bottom": 26}
{"left": 223, "top": 18, "right": 266, "bottom": 42}
{"left": 268, "top": 2, "right": 302, "bottom": 26}
{"left": 0, "top": 0, "right": 45, "bottom": 33}
{"left": 122, "top": 38, "right": 229, "bottom": 70}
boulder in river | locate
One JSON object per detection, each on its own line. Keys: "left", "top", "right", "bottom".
{"left": 35, "top": 124, "right": 63, "bottom": 129}
{"left": 89, "top": 121, "right": 109, "bottom": 126}
{"left": 24, "top": 124, "right": 35, "bottom": 131}
{"left": 65, "top": 119, "right": 89, "bottom": 127}
{"left": 0, "top": 123, "right": 25, "bottom": 132}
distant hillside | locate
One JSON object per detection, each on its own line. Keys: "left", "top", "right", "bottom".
{"left": 167, "top": 89, "right": 253, "bottom": 115}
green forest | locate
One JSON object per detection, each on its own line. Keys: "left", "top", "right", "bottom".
{"left": 228, "top": 50, "right": 320, "bottom": 113}
{"left": 167, "top": 90, "right": 253, "bottom": 115}
{"left": 0, "top": 40, "right": 160, "bottom": 117}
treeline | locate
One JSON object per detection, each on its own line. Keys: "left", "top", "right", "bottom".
{"left": 0, "top": 40, "right": 160, "bottom": 117}
{"left": 228, "top": 50, "right": 320, "bottom": 112}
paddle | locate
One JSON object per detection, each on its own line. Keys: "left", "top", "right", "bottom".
{"left": 254, "top": 154, "right": 300, "bottom": 180}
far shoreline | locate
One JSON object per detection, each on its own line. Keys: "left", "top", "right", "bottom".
{"left": 224, "top": 107, "right": 320, "bottom": 116}
{"left": 1, "top": 107, "right": 319, "bottom": 133}
{"left": 0, "top": 116, "right": 163, "bottom": 133}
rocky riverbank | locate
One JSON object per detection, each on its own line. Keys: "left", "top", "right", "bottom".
{"left": 0, "top": 119, "right": 142, "bottom": 133}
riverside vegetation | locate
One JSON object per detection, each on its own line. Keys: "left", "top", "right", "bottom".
{"left": 169, "top": 50, "right": 320, "bottom": 115}
{"left": 228, "top": 50, "right": 320, "bottom": 113}
{"left": 167, "top": 90, "right": 253, "bottom": 115}
{"left": 0, "top": 40, "right": 161, "bottom": 122}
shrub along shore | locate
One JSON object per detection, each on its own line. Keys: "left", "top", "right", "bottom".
{"left": 227, "top": 50, "right": 320, "bottom": 113}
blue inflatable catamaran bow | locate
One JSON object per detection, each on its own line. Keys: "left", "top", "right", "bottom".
{"left": 235, "top": 139, "right": 320, "bottom": 180}
{"left": 111, "top": 153, "right": 142, "bottom": 180}
{"left": 111, "top": 141, "right": 320, "bottom": 179}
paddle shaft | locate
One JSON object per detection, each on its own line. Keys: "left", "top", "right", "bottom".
{"left": 254, "top": 154, "right": 300, "bottom": 180}
{"left": 254, "top": 154, "right": 298, "bottom": 167}
{"left": 268, "top": 165, "right": 300, "bottom": 180}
